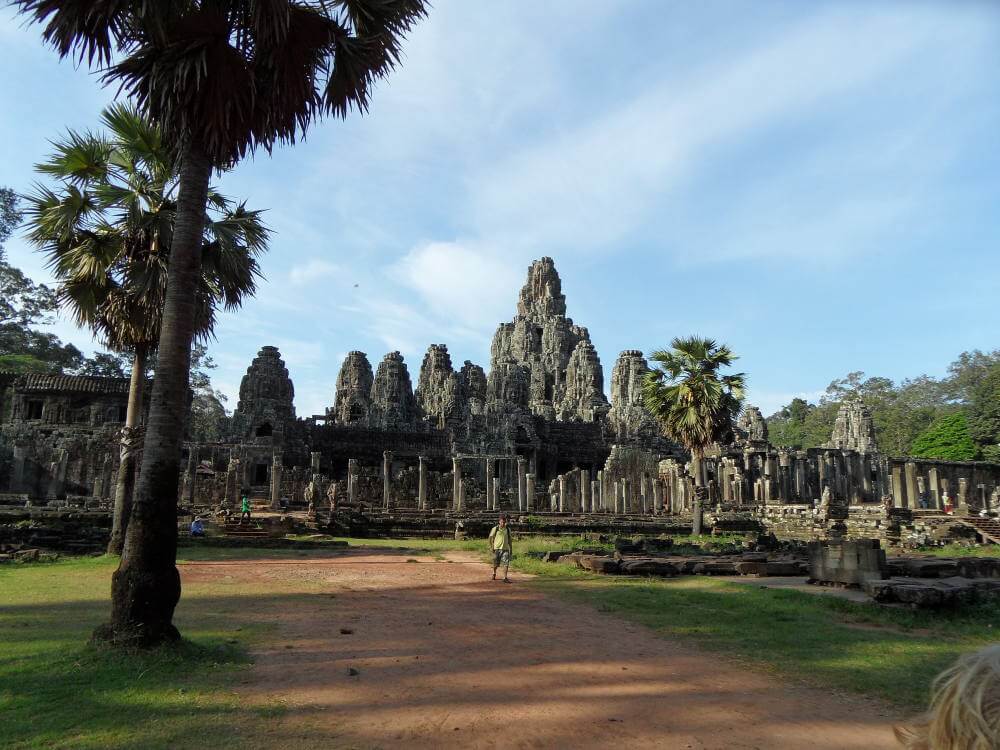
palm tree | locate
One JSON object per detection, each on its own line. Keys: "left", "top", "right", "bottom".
{"left": 642, "top": 337, "right": 746, "bottom": 534}
{"left": 15, "top": 0, "right": 428, "bottom": 647}
{"left": 23, "top": 103, "right": 268, "bottom": 556}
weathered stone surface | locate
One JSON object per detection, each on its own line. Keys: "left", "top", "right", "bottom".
{"left": 415, "top": 344, "right": 459, "bottom": 426}
{"left": 736, "top": 406, "right": 768, "bottom": 444}
{"left": 826, "top": 398, "right": 878, "bottom": 453}
{"left": 808, "top": 539, "right": 887, "bottom": 586}
{"left": 619, "top": 558, "right": 679, "bottom": 577}
{"left": 692, "top": 561, "right": 739, "bottom": 575}
{"left": 863, "top": 576, "right": 1000, "bottom": 608}
{"left": 231, "top": 346, "right": 296, "bottom": 441}
{"left": 370, "top": 352, "right": 417, "bottom": 430}
{"left": 608, "top": 350, "right": 658, "bottom": 439}
{"left": 576, "top": 555, "right": 621, "bottom": 574}
{"left": 558, "top": 341, "right": 609, "bottom": 423}
{"left": 332, "top": 351, "right": 374, "bottom": 425}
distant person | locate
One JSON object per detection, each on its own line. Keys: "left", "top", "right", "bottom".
{"left": 488, "top": 514, "right": 513, "bottom": 583}
{"left": 240, "top": 492, "right": 252, "bottom": 524}
{"left": 190, "top": 517, "right": 205, "bottom": 537}
{"left": 942, "top": 492, "right": 953, "bottom": 515}
{"left": 896, "top": 644, "right": 1000, "bottom": 749}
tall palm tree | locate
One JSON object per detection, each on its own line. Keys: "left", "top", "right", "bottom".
{"left": 642, "top": 336, "right": 745, "bottom": 534}
{"left": 15, "top": 0, "right": 428, "bottom": 647}
{"left": 23, "top": 103, "right": 268, "bottom": 556}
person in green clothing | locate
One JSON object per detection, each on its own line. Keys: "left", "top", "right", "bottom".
{"left": 240, "top": 492, "right": 251, "bottom": 524}
{"left": 488, "top": 514, "right": 513, "bottom": 583}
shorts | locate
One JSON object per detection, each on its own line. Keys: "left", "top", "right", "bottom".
{"left": 493, "top": 549, "right": 511, "bottom": 567}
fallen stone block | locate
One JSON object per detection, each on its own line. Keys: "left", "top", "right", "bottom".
{"left": 764, "top": 561, "right": 804, "bottom": 577}
{"left": 735, "top": 562, "right": 767, "bottom": 576}
{"left": 577, "top": 555, "right": 621, "bottom": 574}
{"left": 619, "top": 558, "right": 679, "bottom": 577}
{"left": 692, "top": 561, "right": 738, "bottom": 575}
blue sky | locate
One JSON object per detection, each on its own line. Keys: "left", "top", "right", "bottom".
{"left": 2, "top": 1, "right": 999, "bottom": 418}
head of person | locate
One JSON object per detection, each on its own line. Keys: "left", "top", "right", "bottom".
{"left": 896, "top": 645, "right": 1000, "bottom": 750}
{"left": 498, "top": 514, "right": 507, "bottom": 527}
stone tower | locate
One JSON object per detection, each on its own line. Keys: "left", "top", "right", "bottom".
{"left": 416, "top": 344, "right": 459, "bottom": 426}
{"left": 558, "top": 340, "right": 609, "bottom": 422}
{"left": 490, "top": 257, "right": 607, "bottom": 420}
{"left": 608, "top": 350, "right": 657, "bottom": 438}
{"left": 332, "top": 351, "right": 374, "bottom": 425}
{"left": 736, "top": 405, "right": 768, "bottom": 444}
{"left": 458, "top": 361, "right": 487, "bottom": 417}
{"left": 370, "top": 351, "right": 417, "bottom": 430}
{"left": 826, "top": 397, "right": 878, "bottom": 452}
{"left": 230, "top": 345, "right": 296, "bottom": 441}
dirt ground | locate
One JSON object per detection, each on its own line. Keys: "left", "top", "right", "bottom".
{"left": 178, "top": 551, "right": 903, "bottom": 749}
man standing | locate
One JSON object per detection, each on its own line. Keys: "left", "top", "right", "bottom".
{"left": 488, "top": 514, "right": 513, "bottom": 583}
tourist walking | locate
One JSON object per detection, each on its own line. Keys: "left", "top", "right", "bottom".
{"left": 240, "top": 492, "right": 252, "bottom": 524}
{"left": 488, "top": 514, "right": 513, "bottom": 583}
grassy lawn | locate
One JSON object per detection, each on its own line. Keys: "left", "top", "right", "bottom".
{"left": 911, "top": 543, "right": 1000, "bottom": 558}
{"left": 0, "top": 554, "right": 282, "bottom": 750}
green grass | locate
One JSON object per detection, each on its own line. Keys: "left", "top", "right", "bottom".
{"left": 0, "top": 554, "right": 279, "bottom": 750}
{"left": 911, "top": 543, "right": 1000, "bottom": 558}
{"left": 508, "top": 554, "right": 1000, "bottom": 708}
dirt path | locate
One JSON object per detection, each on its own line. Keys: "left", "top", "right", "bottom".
{"left": 179, "top": 551, "right": 902, "bottom": 749}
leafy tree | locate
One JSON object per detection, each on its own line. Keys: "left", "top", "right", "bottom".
{"left": 968, "top": 364, "right": 1000, "bottom": 462}
{"left": 642, "top": 337, "right": 745, "bottom": 533}
{"left": 910, "top": 411, "right": 978, "bottom": 461}
{"left": 76, "top": 351, "right": 131, "bottom": 378}
{"left": 188, "top": 344, "right": 231, "bottom": 443}
{"left": 16, "top": 0, "right": 428, "bottom": 647}
{"left": 943, "top": 349, "right": 1000, "bottom": 403}
{"left": 25, "top": 104, "right": 267, "bottom": 556}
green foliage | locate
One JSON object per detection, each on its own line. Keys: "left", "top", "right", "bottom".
{"left": 75, "top": 351, "right": 130, "bottom": 378}
{"left": 188, "top": 345, "right": 231, "bottom": 443}
{"left": 766, "top": 352, "right": 1000, "bottom": 457}
{"left": 23, "top": 104, "right": 269, "bottom": 355}
{"left": 968, "top": 363, "right": 1000, "bottom": 460}
{"left": 910, "top": 412, "right": 978, "bottom": 461}
{"left": 642, "top": 336, "right": 745, "bottom": 459}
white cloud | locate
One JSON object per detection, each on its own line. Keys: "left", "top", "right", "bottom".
{"left": 288, "top": 259, "right": 342, "bottom": 286}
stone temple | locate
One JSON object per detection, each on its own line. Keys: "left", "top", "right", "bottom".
{"left": 3, "top": 257, "right": 1000, "bottom": 547}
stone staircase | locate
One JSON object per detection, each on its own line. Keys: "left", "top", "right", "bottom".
{"left": 959, "top": 516, "right": 1000, "bottom": 545}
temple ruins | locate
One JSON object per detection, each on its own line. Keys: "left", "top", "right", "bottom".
{"left": 3, "top": 257, "right": 1000, "bottom": 547}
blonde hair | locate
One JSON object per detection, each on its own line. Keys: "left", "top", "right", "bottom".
{"left": 896, "top": 645, "right": 1000, "bottom": 749}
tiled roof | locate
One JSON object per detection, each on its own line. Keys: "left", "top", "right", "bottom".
{"left": 0, "top": 372, "right": 132, "bottom": 395}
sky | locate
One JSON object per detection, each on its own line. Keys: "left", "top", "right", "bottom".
{"left": 2, "top": 0, "right": 999, "bottom": 419}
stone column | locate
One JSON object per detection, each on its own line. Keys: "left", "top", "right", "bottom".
{"left": 270, "top": 454, "right": 283, "bottom": 509}
{"left": 891, "top": 464, "right": 904, "bottom": 508}
{"left": 927, "top": 467, "right": 940, "bottom": 509}
{"left": 653, "top": 478, "right": 663, "bottom": 514}
{"left": 596, "top": 470, "right": 605, "bottom": 511}
{"left": 517, "top": 458, "right": 527, "bottom": 512}
{"left": 957, "top": 477, "right": 969, "bottom": 515}
{"left": 310, "top": 451, "right": 321, "bottom": 474}
{"left": 382, "top": 450, "right": 393, "bottom": 510}
{"left": 613, "top": 479, "right": 622, "bottom": 514}
{"left": 623, "top": 478, "right": 632, "bottom": 515}
{"left": 580, "top": 469, "right": 591, "bottom": 513}
{"left": 485, "top": 458, "right": 495, "bottom": 511}
{"left": 452, "top": 457, "right": 462, "bottom": 510}
{"left": 458, "top": 478, "right": 466, "bottom": 511}
{"left": 558, "top": 474, "right": 567, "bottom": 513}
{"left": 348, "top": 459, "right": 358, "bottom": 504}
{"left": 904, "top": 461, "right": 918, "bottom": 510}
{"left": 526, "top": 473, "right": 535, "bottom": 511}
{"left": 418, "top": 456, "right": 428, "bottom": 510}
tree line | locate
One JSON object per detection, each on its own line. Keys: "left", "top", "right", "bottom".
{"left": 766, "top": 352, "right": 1000, "bottom": 461}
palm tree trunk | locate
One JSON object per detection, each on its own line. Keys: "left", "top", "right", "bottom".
{"left": 691, "top": 449, "right": 704, "bottom": 536}
{"left": 106, "top": 343, "right": 148, "bottom": 555}
{"left": 95, "top": 141, "right": 212, "bottom": 648}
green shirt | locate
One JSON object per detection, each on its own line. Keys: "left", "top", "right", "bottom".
{"left": 241, "top": 497, "right": 250, "bottom": 512}
{"left": 489, "top": 525, "right": 511, "bottom": 551}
